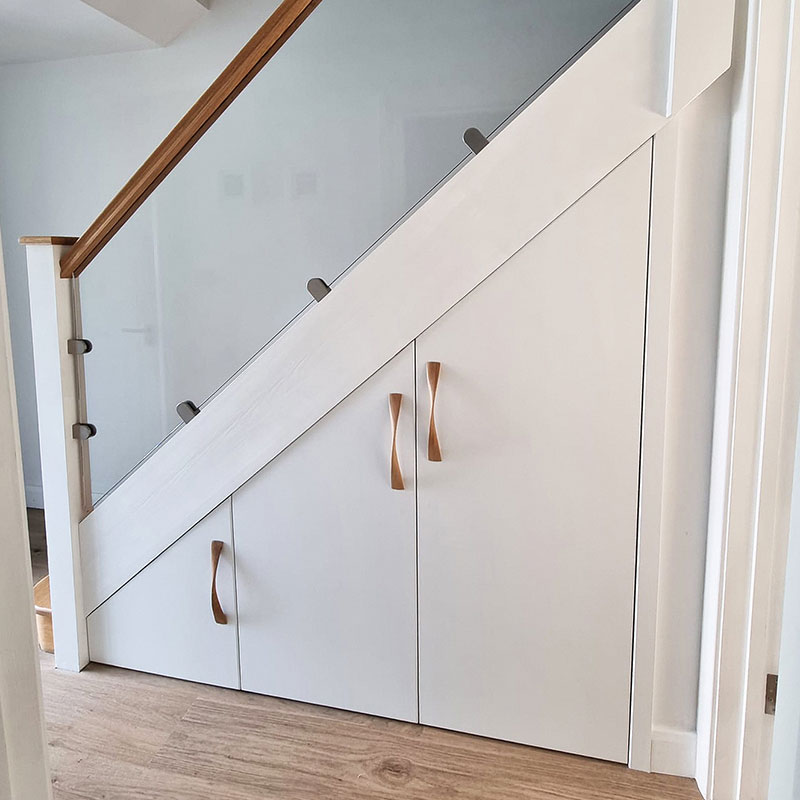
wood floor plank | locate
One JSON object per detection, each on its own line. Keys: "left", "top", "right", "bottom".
{"left": 50, "top": 751, "right": 276, "bottom": 800}
{"left": 149, "top": 694, "right": 701, "bottom": 800}
{"left": 49, "top": 789, "right": 96, "bottom": 800}
{"left": 42, "top": 656, "right": 204, "bottom": 771}
{"left": 39, "top": 655, "right": 702, "bottom": 800}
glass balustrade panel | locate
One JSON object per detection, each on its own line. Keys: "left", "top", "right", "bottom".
{"left": 80, "top": 0, "right": 636, "bottom": 500}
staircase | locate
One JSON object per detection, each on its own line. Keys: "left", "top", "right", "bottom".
{"left": 23, "top": 0, "right": 734, "bottom": 776}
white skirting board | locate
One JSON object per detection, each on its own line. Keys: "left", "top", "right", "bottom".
{"left": 650, "top": 726, "right": 697, "bottom": 779}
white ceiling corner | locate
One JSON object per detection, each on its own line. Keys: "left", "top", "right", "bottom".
{"left": 79, "top": 0, "right": 210, "bottom": 47}
{"left": 0, "top": 0, "right": 209, "bottom": 65}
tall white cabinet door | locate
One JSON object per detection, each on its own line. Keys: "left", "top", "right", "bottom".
{"left": 234, "top": 345, "right": 417, "bottom": 722}
{"left": 416, "top": 145, "right": 651, "bottom": 763}
{"left": 87, "top": 500, "right": 239, "bottom": 689}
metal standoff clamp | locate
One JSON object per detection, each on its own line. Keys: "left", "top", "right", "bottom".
{"left": 464, "top": 127, "right": 489, "bottom": 155}
{"left": 67, "top": 338, "right": 93, "bottom": 355}
{"left": 176, "top": 400, "right": 201, "bottom": 424}
{"left": 72, "top": 423, "right": 97, "bottom": 440}
{"left": 307, "top": 278, "right": 332, "bottom": 302}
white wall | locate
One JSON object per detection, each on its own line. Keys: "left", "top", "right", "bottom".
{"left": 0, "top": 0, "right": 630, "bottom": 501}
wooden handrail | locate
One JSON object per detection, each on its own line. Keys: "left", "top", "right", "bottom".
{"left": 59, "top": 0, "right": 323, "bottom": 279}
{"left": 20, "top": 236, "right": 79, "bottom": 247}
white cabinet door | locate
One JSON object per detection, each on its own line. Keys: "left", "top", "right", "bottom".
{"left": 234, "top": 345, "right": 417, "bottom": 722}
{"left": 416, "top": 145, "right": 651, "bottom": 762}
{"left": 87, "top": 500, "right": 239, "bottom": 689}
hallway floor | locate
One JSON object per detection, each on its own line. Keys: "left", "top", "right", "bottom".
{"left": 29, "top": 509, "right": 701, "bottom": 799}
{"left": 39, "top": 654, "right": 702, "bottom": 800}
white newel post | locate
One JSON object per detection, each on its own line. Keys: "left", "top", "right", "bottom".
{"left": 23, "top": 238, "right": 90, "bottom": 672}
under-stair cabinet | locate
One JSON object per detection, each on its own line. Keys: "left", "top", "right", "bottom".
{"left": 87, "top": 144, "right": 650, "bottom": 764}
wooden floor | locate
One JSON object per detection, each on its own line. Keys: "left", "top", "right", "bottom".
{"left": 38, "top": 656, "right": 702, "bottom": 800}
{"left": 29, "top": 510, "right": 701, "bottom": 800}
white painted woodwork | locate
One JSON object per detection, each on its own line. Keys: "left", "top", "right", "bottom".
{"left": 0, "top": 237, "right": 51, "bottom": 799}
{"left": 650, "top": 727, "right": 698, "bottom": 778}
{"left": 25, "top": 243, "right": 89, "bottom": 672}
{"left": 78, "top": 0, "right": 208, "bottom": 47}
{"left": 628, "top": 121, "right": 679, "bottom": 772}
{"left": 697, "top": 0, "right": 800, "bottom": 795}
{"left": 666, "top": 0, "right": 736, "bottom": 116}
{"left": 634, "top": 77, "right": 734, "bottom": 778}
{"left": 415, "top": 145, "right": 651, "bottom": 764}
{"left": 234, "top": 346, "right": 417, "bottom": 722}
{"left": 87, "top": 500, "right": 239, "bottom": 689}
{"left": 79, "top": 0, "right": 736, "bottom": 618}
{"left": 755, "top": 10, "right": 800, "bottom": 796}
{"left": 769, "top": 421, "right": 800, "bottom": 798}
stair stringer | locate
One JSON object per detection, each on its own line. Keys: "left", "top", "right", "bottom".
{"left": 79, "top": 0, "right": 733, "bottom": 613}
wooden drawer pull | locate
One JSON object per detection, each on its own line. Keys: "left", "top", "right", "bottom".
{"left": 211, "top": 540, "right": 228, "bottom": 625}
{"left": 427, "top": 362, "right": 442, "bottom": 462}
{"left": 389, "top": 393, "right": 405, "bottom": 490}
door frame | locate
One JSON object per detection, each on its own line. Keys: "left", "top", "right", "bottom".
{"left": 0, "top": 228, "right": 52, "bottom": 798}
{"left": 695, "top": 0, "right": 800, "bottom": 797}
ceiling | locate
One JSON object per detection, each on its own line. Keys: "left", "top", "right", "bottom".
{"left": 0, "top": 0, "right": 154, "bottom": 65}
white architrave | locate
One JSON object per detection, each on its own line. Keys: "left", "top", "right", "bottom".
{"left": 695, "top": 0, "right": 800, "bottom": 797}
{"left": 0, "top": 235, "right": 51, "bottom": 798}
{"left": 24, "top": 242, "right": 89, "bottom": 672}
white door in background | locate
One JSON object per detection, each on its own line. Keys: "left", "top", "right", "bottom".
{"left": 415, "top": 144, "right": 651, "bottom": 763}
{"left": 80, "top": 207, "right": 168, "bottom": 499}
{"left": 87, "top": 500, "right": 239, "bottom": 689}
{"left": 234, "top": 345, "right": 417, "bottom": 722}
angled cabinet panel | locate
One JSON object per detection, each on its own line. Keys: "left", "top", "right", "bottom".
{"left": 234, "top": 345, "right": 417, "bottom": 722}
{"left": 416, "top": 145, "right": 652, "bottom": 762}
{"left": 87, "top": 500, "right": 239, "bottom": 689}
